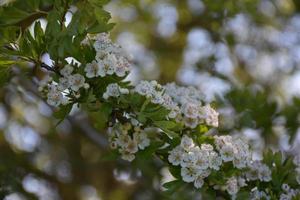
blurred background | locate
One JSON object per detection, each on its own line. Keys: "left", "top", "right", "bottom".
{"left": 1, "top": 0, "right": 300, "bottom": 199}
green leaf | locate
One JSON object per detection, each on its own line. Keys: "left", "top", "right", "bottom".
{"left": 154, "top": 121, "right": 177, "bottom": 130}
{"left": 168, "top": 166, "right": 182, "bottom": 179}
{"left": 162, "top": 180, "right": 183, "bottom": 191}
{"left": 153, "top": 121, "right": 180, "bottom": 138}
{"left": 94, "top": 7, "right": 111, "bottom": 23}
{"left": 143, "top": 106, "right": 170, "bottom": 121}
{"left": 88, "top": 0, "right": 110, "bottom": 7}
{"left": 0, "top": 65, "right": 12, "bottom": 87}
{"left": 136, "top": 141, "right": 163, "bottom": 159}
{"left": 34, "top": 21, "right": 44, "bottom": 41}
{"left": 100, "top": 150, "right": 119, "bottom": 161}
{"left": 0, "top": 7, "right": 30, "bottom": 25}
{"left": 87, "top": 22, "right": 115, "bottom": 34}
{"left": 53, "top": 104, "right": 73, "bottom": 121}
{"left": 88, "top": 102, "right": 112, "bottom": 129}
{"left": 0, "top": 60, "right": 17, "bottom": 65}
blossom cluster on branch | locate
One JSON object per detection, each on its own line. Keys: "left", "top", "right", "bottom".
{"left": 38, "top": 33, "right": 300, "bottom": 199}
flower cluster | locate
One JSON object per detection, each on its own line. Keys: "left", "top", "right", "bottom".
{"left": 249, "top": 184, "right": 300, "bottom": 200}
{"left": 164, "top": 83, "right": 219, "bottom": 128}
{"left": 108, "top": 123, "right": 150, "bottom": 162}
{"left": 133, "top": 81, "right": 219, "bottom": 128}
{"left": 168, "top": 135, "right": 221, "bottom": 188}
{"left": 40, "top": 33, "right": 131, "bottom": 107}
{"left": 85, "top": 33, "right": 130, "bottom": 78}
{"left": 249, "top": 188, "right": 271, "bottom": 200}
{"left": 134, "top": 80, "right": 180, "bottom": 119}
{"left": 214, "top": 135, "right": 251, "bottom": 169}
{"left": 245, "top": 160, "right": 272, "bottom": 182}
{"left": 279, "top": 184, "right": 300, "bottom": 200}
{"left": 39, "top": 65, "right": 89, "bottom": 107}
{"left": 226, "top": 176, "right": 247, "bottom": 196}
{"left": 168, "top": 135, "right": 273, "bottom": 197}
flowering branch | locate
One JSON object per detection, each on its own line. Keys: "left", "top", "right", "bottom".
{"left": 36, "top": 33, "right": 300, "bottom": 199}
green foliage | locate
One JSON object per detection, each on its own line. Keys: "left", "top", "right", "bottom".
{"left": 263, "top": 150, "right": 298, "bottom": 190}
{"left": 53, "top": 103, "right": 73, "bottom": 122}
{"left": 0, "top": 0, "right": 114, "bottom": 67}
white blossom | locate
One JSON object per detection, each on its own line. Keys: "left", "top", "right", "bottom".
{"left": 133, "top": 131, "right": 150, "bottom": 150}
{"left": 60, "top": 65, "right": 74, "bottom": 77}
{"left": 194, "top": 150, "right": 210, "bottom": 170}
{"left": 250, "top": 188, "right": 271, "bottom": 200}
{"left": 108, "top": 123, "right": 151, "bottom": 162}
{"left": 68, "top": 74, "right": 86, "bottom": 91}
{"left": 103, "top": 83, "right": 129, "bottom": 99}
{"left": 46, "top": 85, "right": 67, "bottom": 107}
{"left": 168, "top": 146, "right": 184, "bottom": 166}
{"left": 57, "top": 77, "right": 70, "bottom": 91}
{"left": 115, "top": 134, "right": 131, "bottom": 148}
{"left": 183, "top": 117, "right": 199, "bottom": 129}
{"left": 85, "top": 60, "right": 100, "bottom": 78}
{"left": 121, "top": 152, "right": 135, "bottom": 162}
{"left": 124, "top": 138, "right": 138, "bottom": 154}
{"left": 194, "top": 176, "right": 204, "bottom": 188}
{"left": 181, "top": 102, "right": 199, "bottom": 119}
{"left": 180, "top": 135, "right": 194, "bottom": 151}
{"left": 209, "top": 151, "right": 222, "bottom": 170}
{"left": 199, "top": 104, "right": 219, "bottom": 127}
{"left": 115, "top": 58, "right": 130, "bottom": 77}
{"left": 246, "top": 161, "right": 272, "bottom": 182}
{"left": 181, "top": 166, "right": 198, "bottom": 183}
{"left": 226, "top": 176, "right": 239, "bottom": 195}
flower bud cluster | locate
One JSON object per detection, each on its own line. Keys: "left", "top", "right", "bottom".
{"left": 108, "top": 123, "right": 150, "bottom": 162}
